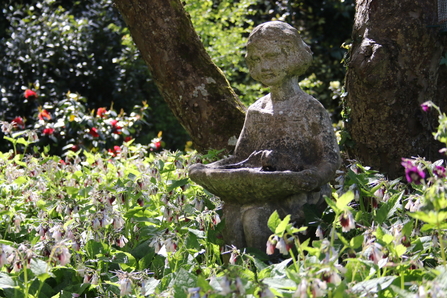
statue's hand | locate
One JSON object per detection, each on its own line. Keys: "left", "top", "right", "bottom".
{"left": 295, "top": 169, "right": 321, "bottom": 192}
{"left": 260, "top": 150, "right": 276, "bottom": 171}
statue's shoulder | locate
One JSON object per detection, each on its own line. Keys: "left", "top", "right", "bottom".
{"left": 247, "top": 94, "right": 269, "bottom": 111}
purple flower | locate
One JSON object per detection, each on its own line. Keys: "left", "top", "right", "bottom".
{"left": 421, "top": 101, "right": 432, "bottom": 112}
{"left": 434, "top": 165, "right": 446, "bottom": 178}
{"left": 401, "top": 159, "right": 425, "bottom": 184}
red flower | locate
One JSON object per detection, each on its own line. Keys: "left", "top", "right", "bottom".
{"left": 96, "top": 107, "right": 107, "bottom": 118}
{"left": 110, "top": 119, "right": 122, "bottom": 134}
{"left": 124, "top": 136, "right": 132, "bottom": 142}
{"left": 38, "top": 109, "right": 52, "bottom": 120}
{"left": 24, "top": 89, "right": 38, "bottom": 100}
{"left": 154, "top": 141, "right": 161, "bottom": 150}
{"left": 108, "top": 145, "right": 121, "bottom": 157}
{"left": 11, "top": 117, "right": 25, "bottom": 129}
{"left": 89, "top": 127, "right": 99, "bottom": 138}
{"left": 43, "top": 128, "right": 54, "bottom": 135}
{"left": 70, "top": 145, "right": 80, "bottom": 152}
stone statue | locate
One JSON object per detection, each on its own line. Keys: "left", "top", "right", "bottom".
{"left": 188, "top": 21, "right": 341, "bottom": 252}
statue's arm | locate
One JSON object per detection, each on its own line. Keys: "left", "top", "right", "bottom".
{"left": 296, "top": 111, "right": 341, "bottom": 191}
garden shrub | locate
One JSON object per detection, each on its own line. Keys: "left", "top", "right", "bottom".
{"left": 0, "top": 0, "right": 190, "bottom": 151}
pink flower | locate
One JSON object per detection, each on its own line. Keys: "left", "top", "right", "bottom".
{"left": 266, "top": 235, "right": 278, "bottom": 255}
{"left": 24, "top": 89, "right": 38, "bottom": 100}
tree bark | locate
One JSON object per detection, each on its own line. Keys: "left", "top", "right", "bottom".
{"left": 345, "top": 0, "right": 447, "bottom": 178}
{"left": 113, "top": 0, "right": 246, "bottom": 152}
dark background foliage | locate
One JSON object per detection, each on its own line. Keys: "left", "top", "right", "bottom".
{"left": 0, "top": 0, "right": 354, "bottom": 152}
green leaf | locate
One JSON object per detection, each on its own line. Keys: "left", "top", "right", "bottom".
{"left": 325, "top": 196, "right": 339, "bottom": 213}
{"left": 336, "top": 191, "right": 354, "bottom": 211}
{"left": 267, "top": 210, "right": 281, "bottom": 233}
{"left": 376, "top": 192, "right": 403, "bottom": 224}
{"left": 166, "top": 178, "right": 189, "bottom": 192}
{"left": 394, "top": 244, "right": 407, "bottom": 257}
{"left": 14, "top": 176, "right": 27, "bottom": 185}
{"left": 262, "top": 277, "right": 296, "bottom": 290}
{"left": 65, "top": 187, "right": 79, "bottom": 195}
{"left": 168, "top": 268, "right": 197, "bottom": 289}
{"left": 382, "top": 234, "right": 394, "bottom": 245}
{"left": 30, "top": 259, "right": 53, "bottom": 282}
{"left": 275, "top": 214, "right": 291, "bottom": 236}
{"left": 351, "top": 276, "right": 397, "bottom": 294}
{"left": 409, "top": 211, "right": 447, "bottom": 225}
{"left": 350, "top": 234, "right": 364, "bottom": 249}
{"left": 0, "top": 272, "right": 16, "bottom": 289}
{"left": 141, "top": 277, "right": 160, "bottom": 296}
{"left": 16, "top": 137, "right": 30, "bottom": 146}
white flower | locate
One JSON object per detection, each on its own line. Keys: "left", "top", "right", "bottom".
{"left": 113, "top": 216, "right": 125, "bottom": 230}
{"left": 311, "top": 279, "right": 327, "bottom": 297}
{"left": 92, "top": 218, "right": 101, "bottom": 230}
{"left": 235, "top": 277, "right": 245, "bottom": 295}
{"left": 116, "top": 235, "right": 128, "bottom": 248}
{"left": 315, "top": 226, "right": 324, "bottom": 240}
{"left": 340, "top": 211, "right": 355, "bottom": 232}
{"left": 260, "top": 288, "right": 275, "bottom": 298}
{"left": 55, "top": 246, "right": 71, "bottom": 266}
{"left": 275, "top": 236, "right": 288, "bottom": 255}
{"left": 119, "top": 277, "right": 133, "bottom": 296}
{"left": 229, "top": 252, "right": 237, "bottom": 265}
{"left": 365, "top": 242, "right": 383, "bottom": 265}
{"left": 218, "top": 276, "right": 232, "bottom": 296}
{"left": 150, "top": 239, "right": 162, "bottom": 253}
{"left": 165, "top": 238, "right": 177, "bottom": 252}
{"left": 293, "top": 279, "right": 308, "bottom": 298}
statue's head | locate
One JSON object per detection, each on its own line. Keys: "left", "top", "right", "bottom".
{"left": 246, "top": 21, "right": 312, "bottom": 84}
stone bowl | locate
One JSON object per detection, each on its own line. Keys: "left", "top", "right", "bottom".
{"left": 188, "top": 163, "right": 319, "bottom": 204}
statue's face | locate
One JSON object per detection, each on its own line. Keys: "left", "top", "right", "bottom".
{"left": 246, "top": 40, "right": 291, "bottom": 87}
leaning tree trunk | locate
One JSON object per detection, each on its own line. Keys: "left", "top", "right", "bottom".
{"left": 345, "top": 0, "right": 447, "bottom": 178}
{"left": 114, "top": 0, "right": 246, "bottom": 152}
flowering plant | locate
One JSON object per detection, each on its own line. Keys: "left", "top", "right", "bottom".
{"left": 2, "top": 102, "right": 447, "bottom": 297}
{"left": 2, "top": 90, "right": 163, "bottom": 156}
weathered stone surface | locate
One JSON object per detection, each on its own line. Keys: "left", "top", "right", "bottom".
{"left": 189, "top": 21, "right": 341, "bottom": 252}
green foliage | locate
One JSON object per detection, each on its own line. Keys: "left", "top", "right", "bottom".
{"left": 184, "top": 0, "right": 267, "bottom": 105}
{"left": 0, "top": 0, "right": 189, "bottom": 151}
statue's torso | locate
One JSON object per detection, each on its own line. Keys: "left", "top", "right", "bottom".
{"left": 234, "top": 93, "right": 330, "bottom": 171}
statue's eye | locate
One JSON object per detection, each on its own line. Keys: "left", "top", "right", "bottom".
{"left": 248, "top": 57, "right": 260, "bottom": 64}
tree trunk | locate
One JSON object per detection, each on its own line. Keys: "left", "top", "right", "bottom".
{"left": 113, "top": 0, "right": 246, "bottom": 152}
{"left": 345, "top": 0, "right": 447, "bottom": 178}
